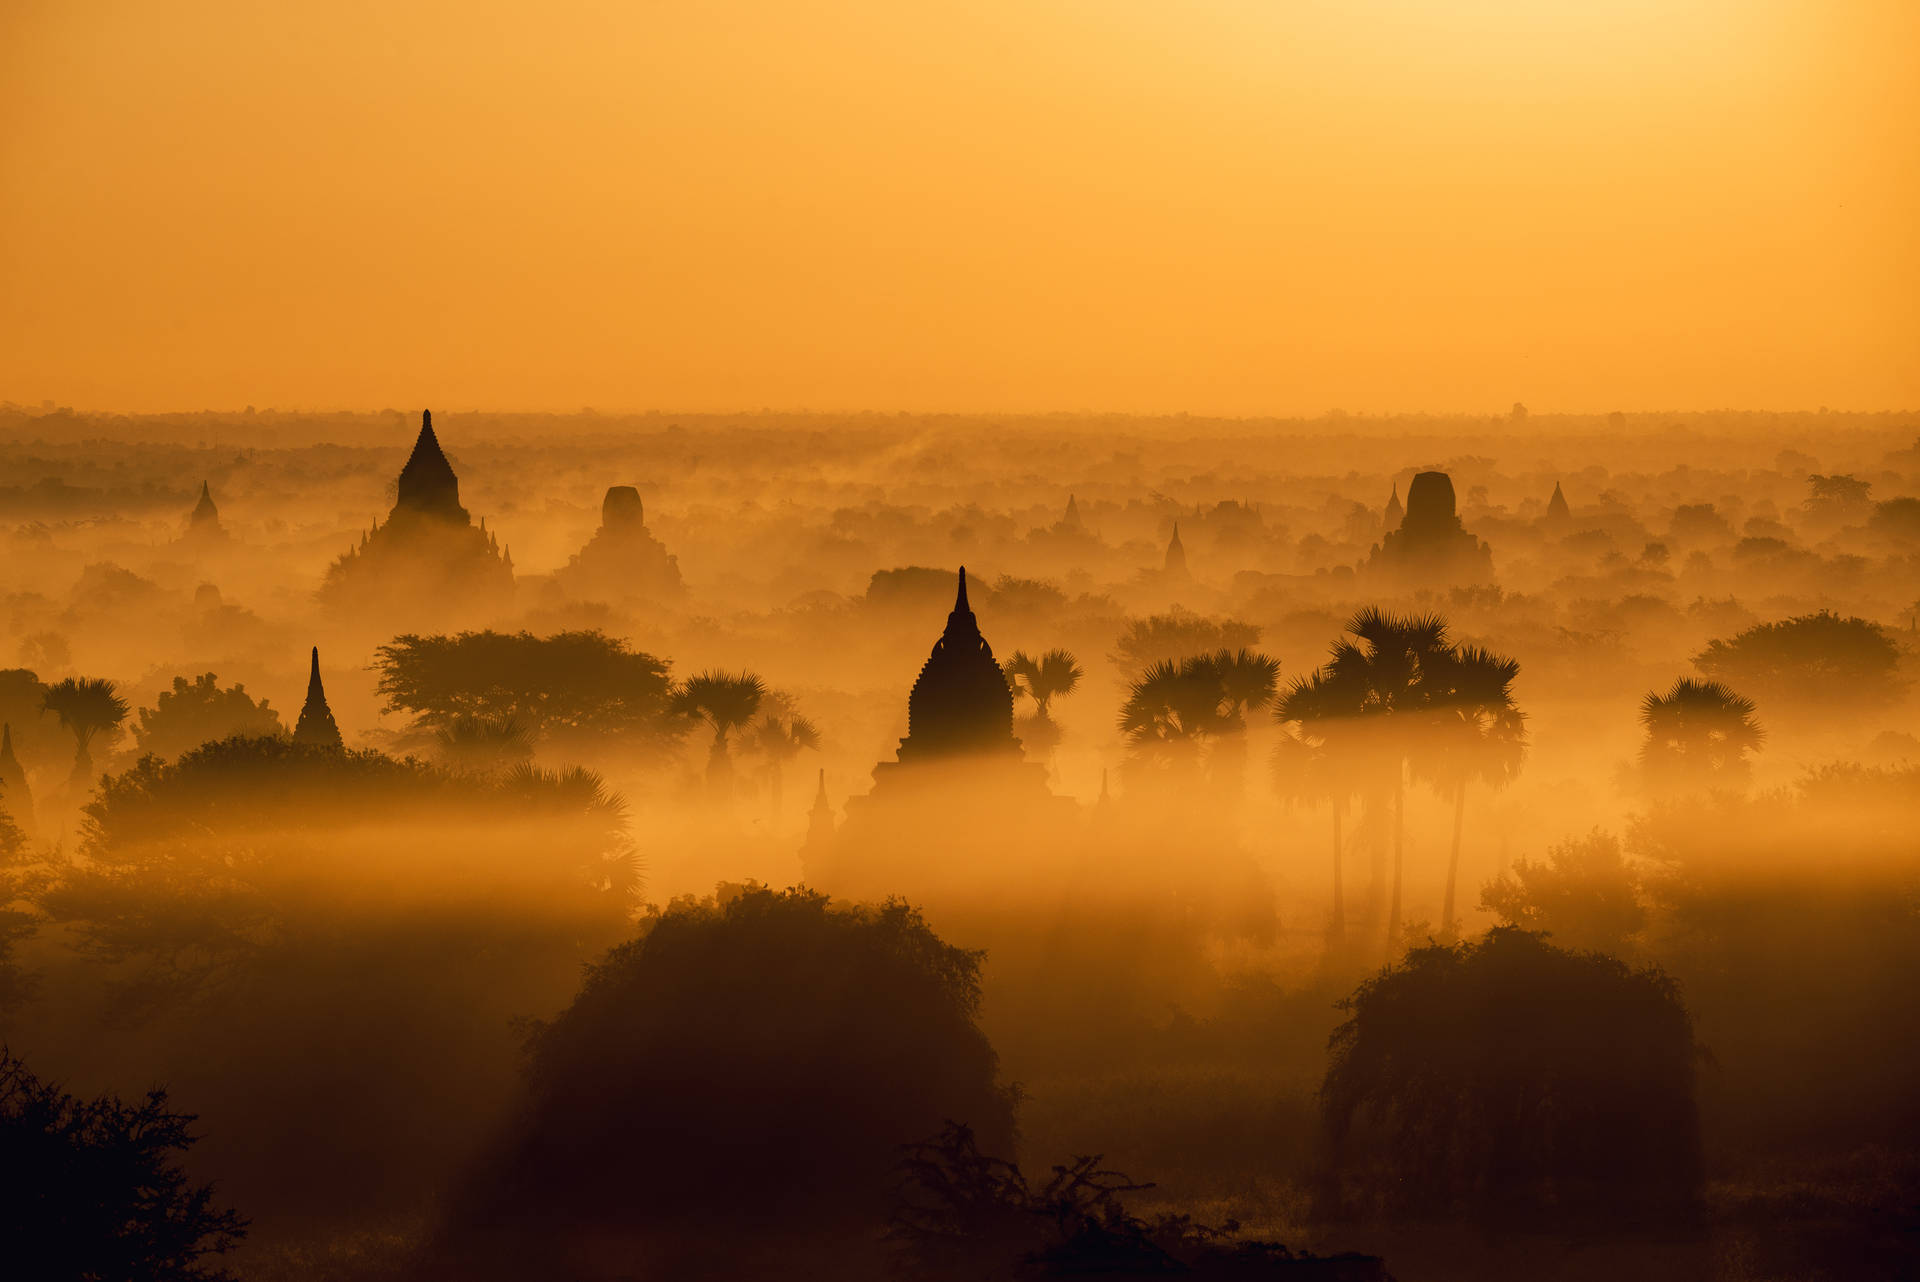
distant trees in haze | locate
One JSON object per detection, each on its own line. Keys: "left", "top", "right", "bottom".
{"left": 1480, "top": 829, "right": 1645, "bottom": 955}
{"left": 1692, "top": 611, "right": 1903, "bottom": 721}
{"left": 133, "top": 673, "right": 283, "bottom": 761}
{"left": 374, "top": 629, "right": 679, "bottom": 756}
{"left": 1111, "top": 610, "right": 1261, "bottom": 672}
{"left": 744, "top": 710, "right": 820, "bottom": 810}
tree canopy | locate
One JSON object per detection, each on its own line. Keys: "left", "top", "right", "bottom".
{"left": 133, "top": 673, "right": 283, "bottom": 761}
{"left": 374, "top": 629, "right": 678, "bottom": 748}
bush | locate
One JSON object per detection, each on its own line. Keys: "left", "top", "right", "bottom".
{"left": 433, "top": 884, "right": 1018, "bottom": 1279}
{"left": 1319, "top": 927, "right": 1700, "bottom": 1228}
{"left": 0, "top": 1048, "right": 247, "bottom": 1280}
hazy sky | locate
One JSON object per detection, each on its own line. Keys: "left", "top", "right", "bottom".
{"left": 2, "top": 0, "right": 1914, "bottom": 415}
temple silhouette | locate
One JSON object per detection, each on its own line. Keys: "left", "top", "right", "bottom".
{"left": 809, "top": 568, "right": 1064, "bottom": 894}
{"left": 319, "top": 411, "right": 514, "bottom": 623}
{"left": 292, "top": 647, "right": 343, "bottom": 750}
{"left": 1366, "top": 470, "right": 1494, "bottom": 584}
{"left": 557, "top": 485, "right": 684, "bottom": 602}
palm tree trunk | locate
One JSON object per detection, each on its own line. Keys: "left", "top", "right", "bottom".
{"left": 1330, "top": 799, "right": 1346, "bottom": 944}
{"left": 1441, "top": 786, "right": 1466, "bottom": 941}
{"left": 1386, "top": 774, "right": 1405, "bottom": 953}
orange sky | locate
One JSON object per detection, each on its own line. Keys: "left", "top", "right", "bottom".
{"left": 2, "top": 0, "right": 1915, "bottom": 415}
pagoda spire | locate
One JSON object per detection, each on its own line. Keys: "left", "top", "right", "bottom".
{"left": 293, "top": 646, "right": 344, "bottom": 749}
{"left": 1385, "top": 482, "right": 1405, "bottom": 529}
{"left": 1164, "top": 522, "right": 1187, "bottom": 574}
{"left": 393, "top": 409, "right": 468, "bottom": 522}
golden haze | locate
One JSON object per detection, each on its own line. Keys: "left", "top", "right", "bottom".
{"left": 2, "top": 0, "right": 1915, "bottom": 413}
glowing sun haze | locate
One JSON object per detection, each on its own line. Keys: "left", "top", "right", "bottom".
{"left": 1, "top": 0, "right": 1914, "bottom": 414}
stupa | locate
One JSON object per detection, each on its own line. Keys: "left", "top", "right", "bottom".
{"left": 292, "top": 647, "right": 344, "bottom": 750}
{"left": 1384, "top": 483, "right": 1405, "bottom": 530}
{"left": 319, "top": 411, "right": 514, "bottom": 622}
{"left": 557, "top": 485, "right": 684, "bottom": 601}
{"left": 181, "top": 480, "right": 228, "bottom": 544}
{"left": 1164, "top": 522, "right": 1188, "bottom": 575}
{"left": 1544, "top": 480, "right": 1572, "bottom": 529}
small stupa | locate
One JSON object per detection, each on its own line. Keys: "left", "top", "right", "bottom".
{"left": 1384, "top": 483, "right": 1405, "bottom": 529}
{"left": 1544, "top": 480, "right": 1572, "bottom": 528}
{"left": 1063, "top": 494, "right": 1083, "bottom": 529}
{"left": 292, "top": 647, "right": 344, "bottom": 750}
{"left": 804, "top": 768, "right": 836, "bottom": 852}
{"left": 0, "top": 723, "right": 34, "bottom": 834}
{"left": 1164, "top": 522, "right": 1188, "bottom": 575}
{"left": 558, "top": 484, "right": 684, "bottom": 601}
{"left": 182, "top": 481, "right": 228, "bottom": 543}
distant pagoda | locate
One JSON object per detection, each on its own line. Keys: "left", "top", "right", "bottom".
{"left": 813, "top": 567, "right": 1067, "bottom": 894}
{"left": 557, "top": 485, "right": 684, "bottom": 602}
{"left": 292, "top": 647, "right": 343, "bottom": 750}
{"left": 182, "top": 480, "right": 228, "bottom": 543}
{"left": 1366, "top": 470, "right": 1494, "bottom": 585}
{"left": 320, "top": 410, "right": 514, "bottom": 623}
{"left": 1544, "top": 480, "right": 1572, "bottom": 528}
{"left": 1384, "top": 482, "right": 1404, "bottom": 530}
{"left": 1163, "top": 522, "right": 1188, "bottom": 575}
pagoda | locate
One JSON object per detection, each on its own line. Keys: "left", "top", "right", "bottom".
{"left": 1365, "top": 470, "right": 1494, "bottom": 586}
{"left": 292, "top": 647, "right": 344, "bottom": 749}
{"left": 557, "top": 485, "right": 684, "bottom": 601}
{"left": 319, "top": 410, "right": 514, "bottom": 623}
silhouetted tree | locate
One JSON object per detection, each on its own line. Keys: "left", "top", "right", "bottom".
{"left": 1208, "top": 647, "right": 1281, "bottom": 798}
{"left": 744, "top": 712, "right": 821, "bottom": 812}
{"left": 42, "top": 676, "right": 130, "bottom": 784}
{"left": 1421, "top": 645, "right": 1526, "bottom": 939}
{"left": 373, "top": 630, "right": 678, "bottom": 756}
{"left": 671, "top": 670, "right": 766, "bottom": 796}
{"left": 891, "top": 1122, "right": 1385, "bottom": 1280}
{"left": 1110, "top": 610, "right": 1260, "bottom": 671}
{"left": 1637, "top": 677, "right": 1764, "bottom": 796}
{"left": 1480, "top": 830, "right": 1644, "bottom": 955}
{"left": 434, "top": 885, "right": 1016, "bottom": 1280}
{"left": 1119, "top": 657, "right": 1231, "bottom": 776}
{"left": 1320, "top": 928, "right": 1700, "bottom": 1228}
{"left": 432, "top": 713, "right": 534, "bottom": 775}
{"left": 1322, "top": 608, "right": 1452, "bottom": 946}
{"left": 1692, "top": 611, "right": 1903, "bottom": 720}
{"left": 133, "top": 674, "right": 283, "bottom": 762}
{"left": 1002, "top": 648, "right": 1083, "bottom": 760}
{"left": 1273, "top": 669, "right": 1368, "bottom": 944}
{"left": 0, "top": 1049, "right": 247, "bottom": 1280}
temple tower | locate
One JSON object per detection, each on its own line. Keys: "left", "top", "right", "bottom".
{"left": 293, "top": 647, "right": 344, "bottom": 749}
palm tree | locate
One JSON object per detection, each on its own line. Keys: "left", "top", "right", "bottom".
{"left": 1323, "top": 608, "right": 1452, "bottom": 948}
{"left": 1637, "top": 677, "right": 1764, "bottom": 796}
{"left": 434, "top": 713, "right": 534, "bottom": 775}
{"left": 1422, "top": 645, "right": 1526, "bottom": 940}
{"left": 1273, "top": 667, "right": 1366, "bottom": 944}
{"left": 1209, "top": 647, "right": 1281, "bottom": 798}
{"left": 41, "top": 677, "right": 131, "bottom": 784}
{"left": 671, "top": 671, "right": 767, "bottom": 797}
{"left": 1118, "top": 656, "right": 1232, "bottom": 776}
{"left": 1003, "top": 649, "right": 1083, "bottom": 760}
{"left": 745, "top": 713, "right": 821, "bottom": 813}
